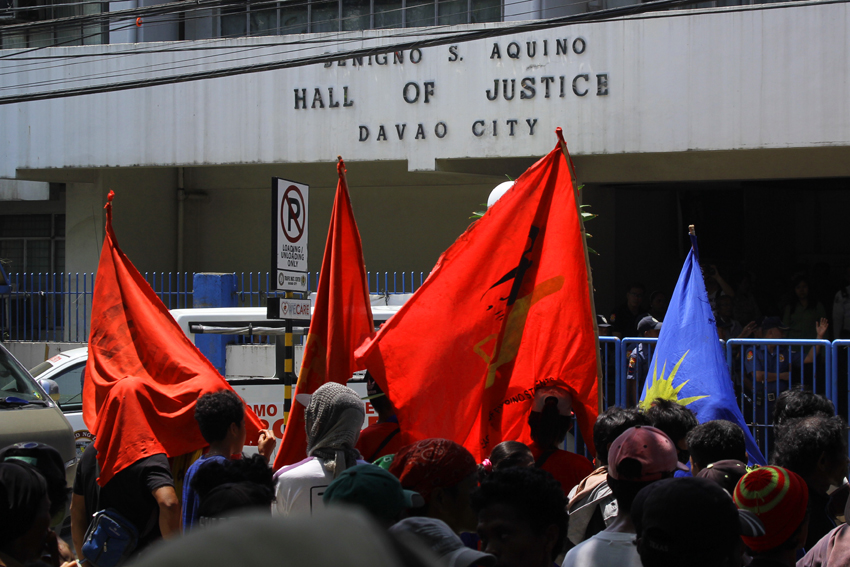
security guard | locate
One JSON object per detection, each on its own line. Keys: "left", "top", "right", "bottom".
{"left": 626, "top": 315, "right": 662, "bottom": 405}
{"left": 743, "top": 316, "right": 829, "bottom": 425}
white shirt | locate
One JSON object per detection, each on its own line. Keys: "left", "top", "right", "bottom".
{"left": 273, "top": 457, "right": 368, "bottom": 516}
{"left": 562, "top": 531, "right": 642, "bottom": 567}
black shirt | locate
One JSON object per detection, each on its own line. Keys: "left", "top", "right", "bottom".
{"left": 610, "top": 304, "right": 641, "bottom": 337}
{"left": 806, "top": 490, "right": 837, "bottom": 551}
{"left": 73, "top": 447, "right": 174, "bottom": 552}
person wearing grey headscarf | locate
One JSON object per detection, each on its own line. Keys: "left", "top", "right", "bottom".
{"left": 273, "top": 383, "right": 366, "bottom": 516}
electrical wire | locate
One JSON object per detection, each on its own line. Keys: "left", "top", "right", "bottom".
{"left": 1, "top": 0, "right": 838, "bottom": 104}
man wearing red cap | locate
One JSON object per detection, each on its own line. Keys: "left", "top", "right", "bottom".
{"left": 562, "top": 426, "right": 686, "bottom": 567}
{"left": 733, "top": 465, "right": 810, "bottom": 567}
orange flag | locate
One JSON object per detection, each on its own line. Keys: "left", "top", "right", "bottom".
{"left": 272, "top": 158, "right": 374, "bottom": 470}
{"left": 83, "top": 191, "right": 263, "bottom": 486}
{"left": 355, "top": 132, "right": 599, "bottom": 461}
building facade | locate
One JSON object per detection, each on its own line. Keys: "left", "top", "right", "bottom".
{"left": 1, "top": 0, "right": 849, "bottom": 316}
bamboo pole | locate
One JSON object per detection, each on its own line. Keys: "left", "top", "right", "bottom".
{"left": 555, "top": 127, "right": 605, "bottom": 418}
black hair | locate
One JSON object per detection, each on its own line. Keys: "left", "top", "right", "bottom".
{"left": 645, "top": 399, "right": 698, "bottom": 445}
{"left": 593, "top": 406, "right": 651, "bottom": 466}
{"left": 687, "top": 420, "right": 747, "bottom": 469}
{"left": 191, "top": 453, "right": 275, "bottom": 500}
{"left": 627, "top": 282, "right": 646, "bottom": 294}
{"left": 607, "top": 473, "right": 655, "bottom": 515}
{"left": 773, "top": 387, "right": 835, "bottom": 427}
{"left": 528, "top": 400, "right": 572, "bottom": 448}
{"left": 489, "top": 441, "right": 534, "bottom": 471}
{"left": 471, "top": 467, "right": 567, "bottom": 559}
{"left": 195, "top": 389, "right": 245, "bottom": 444}
{"left": 789, "top": 275, "right": 815, "bottom": 314}
{"left": 771, "top": 415, "right": 847, "bottom": 479}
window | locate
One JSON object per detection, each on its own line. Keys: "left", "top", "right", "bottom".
{"left": 218, "top": 0, "right": 501, "bottom": 36}
{"left": 0, "top": 214, "right": 65, "bottom": 275}
{"left": 0, "top": 0, "right": 108, "bottom": 48}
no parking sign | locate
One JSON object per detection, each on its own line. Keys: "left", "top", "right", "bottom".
{"left": 272, "top": 178, "right": 309, "bottom": 292}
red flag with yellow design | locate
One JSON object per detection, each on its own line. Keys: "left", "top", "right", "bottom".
{"left": 355, "top": 132, "right": 599, "bottom": 461}
{"left": 272, "top": 158, "right": 374, "bottom": 470}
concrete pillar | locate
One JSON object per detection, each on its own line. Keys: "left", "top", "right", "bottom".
{"left": 192, "top": 273, "right": 237, "bottom": 375}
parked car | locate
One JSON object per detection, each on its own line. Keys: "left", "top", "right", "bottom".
{"left": 0, "top": 342, "right": 77, "bottom": 488}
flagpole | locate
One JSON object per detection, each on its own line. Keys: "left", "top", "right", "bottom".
{"left": 555, "top": 128, "right": 605, "bottom": 417}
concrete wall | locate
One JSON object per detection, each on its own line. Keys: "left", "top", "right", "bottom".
{"left": 3, "top": 2, "right": 850, "bottom": 178}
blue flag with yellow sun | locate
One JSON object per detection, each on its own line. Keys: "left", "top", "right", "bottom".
{"left": 639, "top": 232, "right": 766, "bottom": 466}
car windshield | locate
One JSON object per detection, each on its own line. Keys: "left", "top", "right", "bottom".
{"left": 0, "top": 348, "right": 46, "bottom": 402}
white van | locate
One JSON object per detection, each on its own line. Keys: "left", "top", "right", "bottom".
{"left": 30, "top": 295, "right": 410, "bottom": 459}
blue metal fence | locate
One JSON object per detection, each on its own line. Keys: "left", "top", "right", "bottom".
{"left": 726, "top": 338, "right": 832, "bottom": 458}
{"left": 0, "top": 271, "right": 426, "bottom": 342}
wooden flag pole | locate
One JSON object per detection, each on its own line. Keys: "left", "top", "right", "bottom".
{"left": 556, "top": 128, "right": 605, "bottom": 417}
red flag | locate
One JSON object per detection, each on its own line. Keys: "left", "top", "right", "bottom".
{"left": 272, "top": 158, "right": 374, "bottom": 470}
{"left": 83, "top": 191, "right": 264, "bottom": 486}
{"left": 355, "top": 133, "right": 599, "bottom": 461}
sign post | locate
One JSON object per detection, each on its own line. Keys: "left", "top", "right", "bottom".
{"left": 270, "top": 178, "right": 310, "bottom": 427}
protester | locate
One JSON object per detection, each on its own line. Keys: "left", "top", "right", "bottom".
{"left": 527, "top": 386, "right": 594, "bottom": 494}
{"left": 704, "top": 264, "right": 736, "bottom": 314}
{"left": 644, "top": 398, "right": 698, "bottom": 475}
{"left": 831, "top": 266, "right": 850, "bottom": 340}
{"left": 131, "top": 507, "right": 442, "bottom": 567}
{"left": 797, "top": 523, "right": 850, "bottom": 567}
{"left": 771, "top": 415, "right": 849, "bottom": 550}
{"left": 696, "top": 460, "right": 750, "bottom": 495}
{"left": 566, "top": 406, "right": 649, "bottom": 545}
{"left": 389, "top": 438, "right": 479, "bottom": 535}
{"left": 563, "top": 425, "right": 686, "bottom": 567}
{"left": 783, "top": 275, "right": 827, "bottom": 340}
{"left": 0, "top": 442, "right": 74, "bottom": 565}
{"left": 609, "top": 283, "right": 646, "bottom": 338}
{"left": 733, "top": 466, "right": 809, "bottom": 567}
{"left": 324, "top": 464, "right": 424, "bottom": 528}
{"left": 472, "top": 467, "right": 567, "bottom": 567}
{"left": 633, "top": 477, "right": 763, "bottom": 567}
{"left": 70, "top": 445, "right": 180, "bottom": 560}
{"left": 191, "top": 453, "right": 276, "bottom": 526}
{"left": 273, "top": 382, "right": 366, "bottom": 516}
{"left": 355, "top": 372, "right": 404, "bottom": 463}
{"left": 648, "top": 291, "right": 668, "bottom": 322}
{"left": 716, "top": 295, "right": 745, "bottom": 340}
{"left": 772, "top": 387, "right": 835, "bottom": 428}
{"left": 0, "top": 462, "right": 68, "bottom": 567}
{"left": 481, "top": 441, "right": 533, "bottom": 478}
{"left": 183, "top": 389, "right": 276, "bottom": 530}
{"left": 686, "top": 420, "right": 748, "bottom": 476}
{"left": 390, "top": 518, "right": 496, "bottom": 567}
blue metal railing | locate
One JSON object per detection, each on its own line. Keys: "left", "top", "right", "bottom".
{"left": 726, "top": 338, "right": 832, "bottom": 458}
{"left": 0, "top": 271, "right": 428, "bottom": 342}
{"left": 620, "top": 337, "right": 658, "bottom": 407}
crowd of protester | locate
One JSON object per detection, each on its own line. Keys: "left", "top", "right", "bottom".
{"left": 3, "top": 377, "right": 849, "bottom": 567}
{"left": 609, "top": 264, "right": 850, "bottom": 340}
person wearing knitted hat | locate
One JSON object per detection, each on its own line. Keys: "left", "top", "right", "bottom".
{"left": 733, "top": 465, "right": 809, "bottom": 566}
{"left": 389, "top": 439, "right": 479, "bottom": 535}
{"left": 274, "top": 382, "right": 367, "bottom": 516}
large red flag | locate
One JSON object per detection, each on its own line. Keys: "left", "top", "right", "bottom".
{"left": 272, "top": 158, "right": 374, "bottom": 470}
{"left": 84, "top": 191, "right": 264, "bottom": 486}
{"left": 355, "top": 132, "right": 599, "bottom": 461}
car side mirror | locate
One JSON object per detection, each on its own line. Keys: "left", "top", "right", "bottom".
{"left": 39, "top": 378, "right": 60, "bottom": 402}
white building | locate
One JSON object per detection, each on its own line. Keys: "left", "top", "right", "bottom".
{"left": 1, "top": 0, "right": 849, "bottom": 317}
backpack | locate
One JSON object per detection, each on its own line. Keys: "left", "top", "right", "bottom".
{"left": 82, "top": 508, "right": 139, "bottom": 567}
